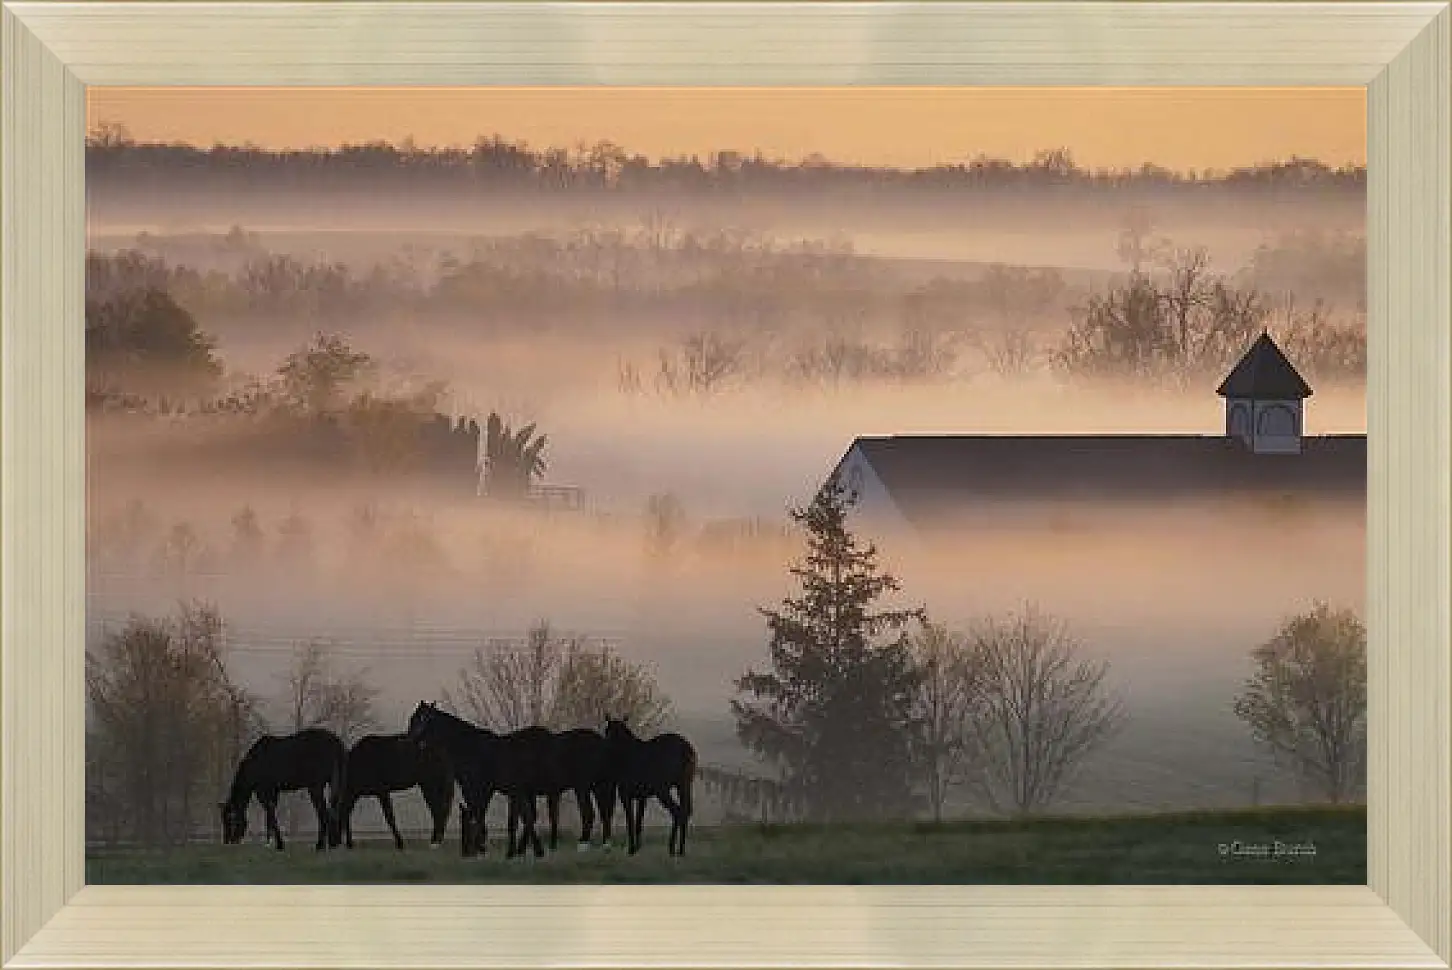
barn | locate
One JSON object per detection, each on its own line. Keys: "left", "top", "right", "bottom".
{"left": 827, "top": 333, "right": 1366, "bottom": 536}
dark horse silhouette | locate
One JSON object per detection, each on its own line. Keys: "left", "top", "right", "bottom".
{"left": 539, "top": 728, "right": 618, "bottom": 852}
{"left": 332, "top": 733, "right": 454, "bottom": 850}
{"left": 604, "top": 717, "right": 696, "bottom": 856}
{"left": 404, "top": 702, "right": 553, "bottom": 858}
{"left": 219, "top": 727, "right": 345, "bottom": 852}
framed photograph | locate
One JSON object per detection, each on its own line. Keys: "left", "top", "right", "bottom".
{"left": 3, "top": 2, "right": 1449, "bottom": 968}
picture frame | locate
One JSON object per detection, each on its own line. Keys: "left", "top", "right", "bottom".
{"left": 3, "top": 1, "right": 1448, "bottom": 967}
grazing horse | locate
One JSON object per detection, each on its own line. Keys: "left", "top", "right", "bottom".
{"left": 332, "top": 734, "right": 454, "bottom": 850}
{"left": 541, "top": 728, "right": 617, "bottom": 852}
{"left": 604, "top": 717, "right": 696, "bottom": 856}
{"left": 219, "top": 727, "right": 345, "bottom": 852}
{"left": 404, "top": 702, "right": 549, "bottom": 859}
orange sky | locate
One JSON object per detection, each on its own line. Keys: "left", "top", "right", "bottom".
{"left": 87, "top": 87, "right": 1365, "bottom": 172}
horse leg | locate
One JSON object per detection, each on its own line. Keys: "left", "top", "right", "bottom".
{"left": 575, "top": 786, "right": 595, "bottom": 849}
{"left": 525, "top": 796, "right": 544, "bottom": 858}
{"left": 379, "top": 793, "right": 405, "bottom": 850}
{"left": 262, "top": 796, "right": 285, "bottom": 851}
{"left": 628, "top": 795, "right": 646, "bottom": 855}
{"left": 595, "top": 783, "right": 616, "bottom": 848}
{"left": 459, "top": 803, "right": 476, "bottom": 858}
{"left": 326, "top": 789, "right": 343, "bottom": 849}
{"left": 677, "top": 780, "right": 693, "bottom": 857}
{"left": 335, "top": 792, "right": 356, "bottom": 849}
{"left": 308, "top": 785, "right": 331, "bottom": 851}
{"left": 547, "top": 792, "right": 562, "bottom": 852}
{"left": 654, "top": 790, "right": 683, "bottom": 856}
{"left": 476, "top": 790, "right": 493, "bottom": 857}
{"left": 505, "top": 798, "right": 519, "bottom": 859}
{"left": 426, "top": 783, "right": 449, "bottom": 847}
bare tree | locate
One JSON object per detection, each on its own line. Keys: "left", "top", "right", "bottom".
{"left": 278, "top": 639, "right": 380, "bottom": 746}
{"left": 617, "top": 359, "right": 646, "bottom": 397}
{"left": 322, "top": 677, "right": 385, "bottom": 750}
{"left": 962, "top": 604, "right": 1126, "bottom": 816}
{"left": 1273, "top": 296, "right": 1368, "bottom": 383}
{"left": 445, "top": 620, "right": 564, "bottom": 731}
{"left": 1159, "top": 246, "right": 1216, "bottom": 365}
{"left": 637, "top": 209, "right": 681, "bottom": 253}
{"left": 785, "top": 334, "right": 893, "bottom": 388}
{"left": 282, "top": 639, "right": 328, "bottom": 734}
{"left": 644, "top": 492, "right": 687, "bottom": 560}
{"left": 1233, "top": 602, "right": 1367, "bottom": 804}
{"left": 893, "top": 326, "right": 960, "bottom": 381}
{"left": 551, "top": 641, "right": 673, "bottom": 734}
{"left": 1115, "top": 206, "right": 1168, "bottom": 274}
{"left": 1056, "top": 272, "right": 1169, "bottom": 380}
{"left": 444, "top": 620, "right": 672, "bottom": 733}
{"left": 229, "top": 506, "right": 266, "bottom": 568}
{"left": 274, "top": 638, "right": 379, "bottom": 837}
{"left": 910, "top": 620, "right": 982, "bottom": 822}
{"left": 153, "top": 521, "right": 210, "bottom": 583}
{"left": 656, "top": 331, "right": 746, "bottom": 396}
{"left": 86, "top": 601, "right": 263, "bottom": 845}
{"left": 975, "top": 328, "right": 1042, "bottom": 378}
{"left": 1056, "top": 248, "right": 1265, "bottom": 384}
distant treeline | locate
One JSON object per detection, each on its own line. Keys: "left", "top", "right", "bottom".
{"left": 86, "top": 127, "right": 1365, "bottom": 198}
{"left": 85, "top": 222, "right": 1369, "bottom": 399}
{"left": 87, "top": 225, "right": 1367, "bottom": 339}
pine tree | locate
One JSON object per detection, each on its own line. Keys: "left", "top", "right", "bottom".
{"left": 731, "top": 471, "right": 925, "bottom": 821}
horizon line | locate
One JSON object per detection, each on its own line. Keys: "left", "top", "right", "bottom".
{"left": 85, "top": 130, "right": 1367, "bottom": 179}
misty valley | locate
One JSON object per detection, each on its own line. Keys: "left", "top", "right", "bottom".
{"left": 84, "top": 131, "right": 1368, "bottom": 884}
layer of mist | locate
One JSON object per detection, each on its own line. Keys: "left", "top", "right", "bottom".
{"left": 89, "top": 382, "right": 1366, "bottom": 822}
{"left": 86, "top": 151, "right": 1368, "bottom": 828}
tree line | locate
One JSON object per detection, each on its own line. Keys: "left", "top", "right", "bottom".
{"left": 87, "top": 304, "right": 554, "bottom": 496}
{"left": 87, "top": 126, "right": 1365, "bottom": 197}
{"left": 85, "top": 477, "right": 1369, "bottom": 844}
{"left": 723, "top": 473, "right": 1368, "bottom": 824}
{"left": 90, "top": 480, "right": 799, "bottom": 590}
{"left": 85, "top": 608, "right": 672, "bottom": 846}
{"left": 1053, "top": 246, "right": 1365, "bottom": 386}
{"left": 88, "top": 229, "right": 1064, "bottom": 343}
{"left": 86, "top": 228, "right": 1367, "bottom": 429}
{"left": 89, "top": 223, "right": 1366, "bottom": 336}
{"left": 620, "top": 244, "right": 1364, "bottom": 392}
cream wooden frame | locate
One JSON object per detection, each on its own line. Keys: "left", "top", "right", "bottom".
{"left": 2, "top": 2, "right": 1448, "bottom": 968}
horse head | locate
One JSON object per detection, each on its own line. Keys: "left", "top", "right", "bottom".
{"left": 603, "top": 715, "right": 635, "bottom": 744}
{"left": 406, "top": 701, "right": 439, "bottom": 743}
{"left": 219, "top": 799, "right": 248, "bottom": 844}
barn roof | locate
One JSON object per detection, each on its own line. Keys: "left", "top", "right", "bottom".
{"left": 1216, "top": 332, "right": 1314, "bottom": 400}
{"left": 841, "top": 434, "right": 1365, "bottom": 529}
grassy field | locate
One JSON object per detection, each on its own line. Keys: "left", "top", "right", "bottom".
{"left": 88, "top": 805, "right": 1364, "bottom": 885}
